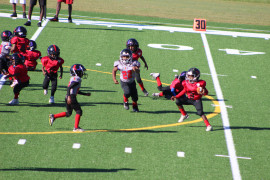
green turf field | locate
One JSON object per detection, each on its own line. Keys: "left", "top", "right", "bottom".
{"left": 0, "top": 4, "right": 269, "bottom": 180}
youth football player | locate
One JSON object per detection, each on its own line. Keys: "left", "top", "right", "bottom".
{"left": 49, "top": 64, "right": 91, "bottom": 132}
{"left": 112, "top": 48, "right": 140, "bottom": 112}
{"left": 41, "top": 45, "right": 64, "bottom": 104}
{"left": 171, "top": 68, "right": 213, "bottom": 131}
{"left": 10, "top": 26, "right": 29, "bottom": 54}
{"left": 23, "top": 40, "right": 41, "bottom": 71}
{"left": 5, "top": 53, "right": 30, "bottom": 105}
{"left": 126, "top": 38, "right": 149, "bottom": 96}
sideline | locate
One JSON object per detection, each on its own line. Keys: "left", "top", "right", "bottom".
{"left": 201, "top": 33, "right": 241, "bottom": 180}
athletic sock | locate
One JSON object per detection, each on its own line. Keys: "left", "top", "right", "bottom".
{"left": 132, "top": 101, "right": 138, "bottom": 107}
{"left": 138, "top": 83, "right": 145, "bottom": 91}
{"left": 54, "top": 112, "right": 66, "bottom": 119}
{"left": 159, "top": 92, "right": 164, "bottom": 97}
{"left": 14, "top": 93, "right": 19, "bottom": 99}
{"left": 74, "top": 114, "right": 81, "bottom": 128}
{"left": 156, "top": 77, "right": 162, "bottom": 87}
{"left": 123, "top": 95, "right": 128, "bottom": 103}
{"left": 204, "top": 119, "right": 211, "bottom": 127}
{"left": 179, "top": 108, "right": 187, "bottom": 116}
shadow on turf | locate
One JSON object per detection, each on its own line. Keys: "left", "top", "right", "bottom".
{"left": 188, "top": 125, "right": 270, "bottom": 131}
{"left": 0, "top": 167, "right": 136, "bottom": 173}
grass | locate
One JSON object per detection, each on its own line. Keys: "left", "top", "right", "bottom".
{"left": 0, "top": 4, "right": 270, "bottom": 179}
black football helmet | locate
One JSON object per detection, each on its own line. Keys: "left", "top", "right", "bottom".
{"left": 13, "top": 26, "right": 27, "bottom": 38}
{"left": 28, "top": 40, "right": 37, "bottom": 51}
{"left": 1, "top": 30, "right": 12, "bottom": 41}
{"left": 70, "top": 64, "right": 87, "bottom": 78}
{"left": 11, "top": 53, "right": 25, "bottom": 65}
{"left": 186, "top": 68, "right": 200, "bottom": 83}
{"left": 120, "top": 48, "right": 133, "bottom": 65}
{"left": 179, "top": 71, "right": 187, "bottom": 81}
{"left": 47, "top": 45, "right": 60, "bottom": 60}
{"left": 126, "top": 38, "right": 139, "bottom": 52}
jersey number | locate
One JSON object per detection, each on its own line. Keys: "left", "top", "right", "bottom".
{"left": 122, "top": 70, "right": 132, "bottom": 79}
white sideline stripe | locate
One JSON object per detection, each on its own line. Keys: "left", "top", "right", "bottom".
{"left": 201, "top": 33, "right": 241, "bottom": 180}
{"left": 1, "top": 12, "right": 270, "bottom": 39}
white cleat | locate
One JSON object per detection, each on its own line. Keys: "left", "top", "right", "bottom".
{"left": 73, "top": 127, "right": 84, "bottom": 132}
{"left": 143, "top": 89, "right": 149, "bottom": 96}
{"left": 178, "top": 114, "right": 189, "bottom": 123}
{"left": 9, "top": 99, "right": 19, "bottom": 105}
{"left": 206, "top": 125, "right": 213, "bottom": 131}
{"left": 49, "top": 96, "right": 55, "bottom": 104}
{"left": 49, "top": 114, "right": 55, "bottom": 126}
{"left": 150, "top": 73, "right": 160, "bottom": 79}
{"left": 44, "top": 89, "right": 48, "bottom": 95}
{"left": 152, "top": 93, "right": 160, "bottom": 97}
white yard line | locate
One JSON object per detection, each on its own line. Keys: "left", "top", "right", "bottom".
{"left": 201, "top": 32, "right": 241, "bottom": 180}
{"left": 30, "top": 19, "right": 49, "bottom": 41}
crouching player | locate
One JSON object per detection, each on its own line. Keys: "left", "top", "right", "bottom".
{"left": 5, "top": 53, "right": 30, "bottom": 105}
{"left": 112, "top": 48, "right": 140, "bottom": 112}
{"left": 171, "top": 68, "right": 213, "bottom": 131}
{"left": 49, "top": 64, "right": 90, "bottom": 132}
{"left": 150, "top": 71, "right": 186, "bottom": 99}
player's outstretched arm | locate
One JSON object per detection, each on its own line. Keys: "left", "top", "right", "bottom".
{"left": 140, "top": 56, "right": 148, "bottom": 70}
{"left": 59, "top": 66, "right": 63, "bottom": 79}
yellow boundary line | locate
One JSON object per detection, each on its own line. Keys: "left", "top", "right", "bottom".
{"left": 0, "top": 66, "right": 221, "bottom": 135}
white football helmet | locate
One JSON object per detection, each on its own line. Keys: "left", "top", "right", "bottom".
{"left": 120, "top": 48, "right": 132, "bottom": 65}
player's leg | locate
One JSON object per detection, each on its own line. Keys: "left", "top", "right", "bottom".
{"left": 68, "top": 4, "right": 72, "bottom": 22}
{"left": 50, "top": 75, "right": 58, "bottom": 103}
{"left": 130, "top": 81, "right": 139, "bottom": 112}
{"left": 121, "top": 81, "right": 131, "bottom": 110}
{"left": 135, "top": 72, "right": 148, "bottom": 96}
{"left": 20, "top": 0, "right": 26, "bottom": 18}
{"left": 9, "top": 80, "right": 29, "bottom": 105}
{"left": 193, "top": 99, "right": 213, "bottom": 131}
{"left": 10, "top": 0, "right": 17, "bottom": 17}
{"left": 50, "top": 1, "right": 61, "bottom": 21}
{"left": 71, "top": 95, "right": 84, "bottom": 132}
{"left": 42, "top": 74, "right": 50, "bottom": 95}
{"left": 175, "top": 96, "right": 190, "bottom": 122}
{"left": 24, "top": 0, "right": 36, "bottom": 26}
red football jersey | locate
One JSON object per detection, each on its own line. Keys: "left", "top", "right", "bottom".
{"left": 24, "top": 50, "right": 41, "bottom": 68}
{"left": 170, "top": 78, "right": 184, "bottom": 94}
{"left": 10, "top": 36, "right": 30, "bottom": 53}
{"left": 132, "top": 48, "right": 142, "bottom": 61}
{"left": 8, "top": 64, "right": 30, "bottom": 83}
{"left": 175, "top": 80, "right": 208, "bottom": 100}
{"left": 41, "top": 56, "right": 64, "bottom": 73}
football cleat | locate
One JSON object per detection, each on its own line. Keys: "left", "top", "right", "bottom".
{"left": 23, "top": 12, "right": 27, "bottom": 19}
{"left": 44, "top": 89, "right": 48, "bottom": 95}
{"left": 49, "top": 96, "right": 54, "bottom": 104}
{"left": 49, "top": 114, "right": 55, "bottom": 126}
{"left": 37, "top": 22, "right": 42, "bottom": 27}
{"left": 50, "top": 16, "right": 59, "bottom": 22}
{"left": 10, "top": 12, "right": 17, "bottom": 17}
{"left": 124, "top": 102, "right": 129, "bottom": 110}
{"left": 68, "top": 17, "right": 72, "bottom": 23}
{"left": 178, "top": 114, "right": 189, "bottom": 123}
{"left": 24, "top": 21, "right": 31, "bottom": 26}
{"left": 206, "top": 125, "right": 213, "bottom": 132}
{"left": 143, "top": 89, "right": 149, "bottom": 96}
{"left": 132, "top": 105, "right": 139, "bottom": 112}
{"left": 150, "top": 73, "right": 160, "bottom": 79}
{"left": 152, "top": 93, "right": 160, "bottom": 97}
{"left": 73, "top": 127, "right": 84, "bottom": 132}
{"left": 9, "top": 99, "right": 19, "bottom": 105}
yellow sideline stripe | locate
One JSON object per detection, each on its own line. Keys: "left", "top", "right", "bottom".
{"left": 0, "top": 66, "right": 220, "bottom": 135}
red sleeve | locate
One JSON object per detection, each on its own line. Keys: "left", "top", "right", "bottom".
{"left": 41, "top": 56, "right": 48, "bottom": 66}
{"left": 175, "top": 81, "right": 186, "bottom": 98}
{"left": 10, "top": 37, "right": 17, "bottom": 44}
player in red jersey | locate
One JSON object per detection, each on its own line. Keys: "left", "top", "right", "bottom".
{"left": 49, "top": 64, "right": 91, "bottom": 132}
{"left": 112, "top": 48, "right": 140, "bottom": 112}
{"left": 23, "top": 40, "right": 41, "bottom": 71}
{"left": 10, "top": 26, "right": 29, "bottom": 55}
{"left": 150, "top": 71, "right": 186, "bottom": 99}
{"left": 41, "top": 45, "right": 64, "bottom": 104}
{"left": 4, "top": 53, "right": 30, "bottom": 105}
{"left": 126, "top": 38, "right": 149, "bottom": 96}
{"left": 171, "top": 68, "right": 213, "bottom": 131}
